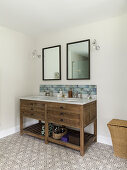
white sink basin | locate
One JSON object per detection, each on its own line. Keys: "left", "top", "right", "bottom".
{"left": 31, "top": 96, "right": 51, "bottom": 99}
{"left": 63, "top": 98, "right": 78, "bottom": 102}
{"left": 30, "top": 96, "right": 79, "bottom": 102}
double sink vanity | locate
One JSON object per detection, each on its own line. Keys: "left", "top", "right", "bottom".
{"left": 20, "top": 95, "right": 97, "bottom": 156}
{"left": 20, "top": 38, "right": 97, "bottom": 156}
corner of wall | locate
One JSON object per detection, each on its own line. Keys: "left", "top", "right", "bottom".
{"left": 97, "top": 135, "right": 112, "bottom": 146}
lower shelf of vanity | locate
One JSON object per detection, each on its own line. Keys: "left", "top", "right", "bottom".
{"left": 23, "top": 123, "right": 96, "bottom": 151}
{"left": 23, "top": 123, "right": 45, "bottom": 140}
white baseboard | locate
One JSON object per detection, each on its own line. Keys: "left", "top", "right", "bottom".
{"left": 0, "top": 127, "right": 18, "bottom": 139}
{"left": 0, "top": 120, "right": 37, "bottom": 139}
{"left": 97, "top": 135, "right": 112, "bottom": 146}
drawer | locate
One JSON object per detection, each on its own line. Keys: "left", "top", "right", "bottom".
{"left": 47, "top": 110, "right": 80, "bottom": 120}
{"left": 21, "top": 110, "right": 45, "bottom": 120}
{"left": 47, "top": 103, "right": 81, "bottom": 114}
{"left": 47, "top": 115, "right": 80, "bottom": 128}
{"left": 47, "top": 110, "right": 80, "bottom": 128}
{"left": 20, "top": 100, "right": 45, "bottom": 113}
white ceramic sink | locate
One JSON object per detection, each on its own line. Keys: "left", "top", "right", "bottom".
{"left": 31, "top": 96, "right": 51, "bottom": 99}
{"left": 33, "top": 96, "right": 79, "bottom": 102}
{"left": 20, "top": 95, "right": 96, "bottom": 105}
{"left": 63, "top": 98, "right": 78, "bottom": 102}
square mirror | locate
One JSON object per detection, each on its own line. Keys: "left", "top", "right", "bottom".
{"left": 42, "top": 45, "right": 61, "bottom": 80}
{"left": 67, "top": 39, "right": 90, "bottom": 80}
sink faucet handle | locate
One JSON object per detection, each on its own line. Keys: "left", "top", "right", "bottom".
{"left": 73, "top": 91, "right": 78, "bottom": 98}
{"left": 76, "top": 91, "right": 78, "bottom": 98}
{"left": 50, "top": 91, "right": 53, "bottom": 96}
{"left": 78, "top": 92, "right": 82, "bottom": 99}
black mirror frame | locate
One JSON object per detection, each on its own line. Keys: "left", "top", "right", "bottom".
{"left": 42, "top": 45, "right": 61, "bottom": 81}
{"left": 66, "top": 39, "right": 90, "bottom": 80}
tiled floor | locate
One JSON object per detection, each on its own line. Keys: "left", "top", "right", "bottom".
{"left": 0, "top": 133, "right": 127, "bottom": 170}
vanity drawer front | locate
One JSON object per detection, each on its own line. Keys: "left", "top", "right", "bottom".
{"left": 21, "top": 110, "right": 45, "bottom": 120}
{"left": 47, "top": 110, "right": 80, "bottom": 120}
{"left": 20, "top": 100, "right": 45, "bottom": 113}
{"left": 47, "top": 115, "right": 80, "bottom": 128}
{"left": 47, "top": 103, "right": 81, "bottom": 114}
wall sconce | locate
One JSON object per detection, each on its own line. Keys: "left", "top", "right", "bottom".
{"left": 32, "top": 50, "right": 41, "bottom": 58}
{"left": 92, "top": 39, "right": 100, "bottom": 50}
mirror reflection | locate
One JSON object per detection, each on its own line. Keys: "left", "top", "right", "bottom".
{"left": 67, "top": 39, "right": 90, "bottom": 80}
{"left": 43, "top": 45, "right": 61, "bottom": 80}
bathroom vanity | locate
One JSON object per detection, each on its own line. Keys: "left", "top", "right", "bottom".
{"left": 20, "top": 96, "right": 97, "bottom": 156}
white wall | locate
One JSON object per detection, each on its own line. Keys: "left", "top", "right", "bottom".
{"left": 34, "top": 14, "right": 127, "bottom": 145}
{"left": 0, "top": 26, "right": 35, "bottom": 138}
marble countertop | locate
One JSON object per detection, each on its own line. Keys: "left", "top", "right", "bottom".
{"left": 20, "top": 95, "right": 96, "bottom": 105}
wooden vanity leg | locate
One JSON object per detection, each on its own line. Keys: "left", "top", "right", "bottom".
{"left": 39, "top": 120, "right": 41, "bottom": 124}
{"left": 20, "top": 114, "right": 23, "bottom": 135}
{"left": 45, "top": 104, "right": 48, "bottom": 144}
{"left": 80, "top": 110, "right": 85, "bottom": 156}
{"left": 94, "top": 119, "right": 97, "bottom": 142}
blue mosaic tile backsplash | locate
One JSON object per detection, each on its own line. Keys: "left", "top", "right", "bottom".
{"left": 40, "top": 85, "right": 97, "bottom": 95}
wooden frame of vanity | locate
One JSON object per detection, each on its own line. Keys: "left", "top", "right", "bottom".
{"left": 20, "top": 99, "right": 97, "bottom": 156}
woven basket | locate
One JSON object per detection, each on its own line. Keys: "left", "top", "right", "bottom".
{"left": 53, "top": 129, "right": 67, "bottom": 140}
{"left": 107, "top": 119, "right": 127, "bottom": 159}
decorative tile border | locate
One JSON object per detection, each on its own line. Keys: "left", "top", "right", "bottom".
{"left": 40, "top": 85, "right": 97, "bottom": 95}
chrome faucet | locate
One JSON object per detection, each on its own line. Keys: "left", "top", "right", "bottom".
{"left": 45, "top": 91, "right": 50, "bottom": 96}
{"left": 87, "top": 89, "right": 92, "bottom": 99}
{"left": 73, "top": 91, "right": 80, "bottom": 98}
{"left": 44, "top": 90, "right": 53, "bottom": 96}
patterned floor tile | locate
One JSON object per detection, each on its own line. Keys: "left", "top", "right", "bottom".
{"left": 0, "top": 133, "right": 127, "bottom": 170}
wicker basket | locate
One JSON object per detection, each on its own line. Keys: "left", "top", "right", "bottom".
{"left": 52, "top": 129, "right": 67, "bottom": 140}
{"left": 107, "top": 119, "right": 127, "bottom": 159}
